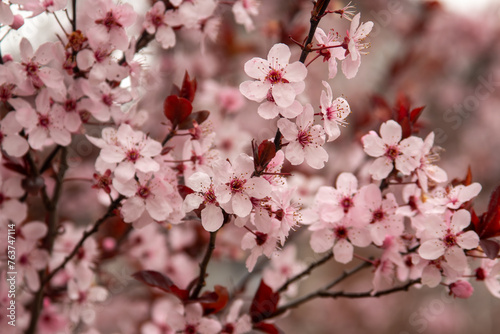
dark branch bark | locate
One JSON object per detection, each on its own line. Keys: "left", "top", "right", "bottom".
{"left": 190, "top": 231, "right": 218, "bottom": 299}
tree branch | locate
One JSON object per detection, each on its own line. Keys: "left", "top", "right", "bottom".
{"left": 190, "top": 230, "right": 218, "bottom": 299}
{"left": 277, "top": 251, "right": 333, "bottom": 293}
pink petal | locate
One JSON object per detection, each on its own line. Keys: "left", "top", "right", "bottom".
{"left": 267, "top": 43, "right": 290, "bottom": 66}
{"left": 362, "top": 132, "right": 385, "bottom": 157}
{"left": 444, "top": 246, "right": 467, "bottom": 270}
{"left": 334, "top": 238, "right": 354, "bottom": 264}
{"left": 277, "top": 118, "right": 298, "bottom": 141}
{"left": 121, "top": 197, "right": 146, "bottom": 222}
{"left": 272, "top": 83, "right": 296, "bottom": 108}
{"left": 114, "top": 161, "right": 136, "bottom": 181}
{"left": 419, "top": 239, "right": 445, "bottom": 260}
{"left": 283, "top": 61, "right": 307, "bottom": 82}
{"left": 369, "top": 157, "right": 393, "bottom": 180}
{"left": 146, "top": 196, "right": 172, "bottom": 221}
{"left": 380, "top": 120, "right": 402, "bottom": 146}
{"left": 232, "top": 192, "right": 252, "bottom": 217}
{"left": 456, "top": 231, "right": 479, "bottom": 250}
{"left": 239, "top": 80, "right": 269, "bottom": 102}
{"left": 201, "top": 204, "right": 224, "bottom": 232}
{"left": 244, "top": 57, "right": 268, "bottom": 80}
{"left": 310, "top": 229, "right": 333, "bottom": 253}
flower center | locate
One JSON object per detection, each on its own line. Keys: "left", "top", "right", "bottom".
{"left": 185, "top": 325, "right": 197, "bottom": 334}
{"left": 0, "top": 84, "right": 14, "bottom": 102}
{"left": 222, "top": 323, "right": 235, "bottom": 334}
{"left": 385, "top": 145, "right": 399, "bottom": 161}
{"left": 24, "top": 62, "right": 39, "bottom": 77}
{"left": 443, "top": 233, "right": 457, "bottom": 248}
{"left": 38, "top": 115, "right": 50, "bottom": 128}
{"left": 340, "top": 196, "right": 353, "bottom": 213}
{"left": 96, "top": 11, "right": 122, "bottom": 32}
{"left": 228, "top": 178, "right": 246, "bottom": 193}
{"left": 334, "top": 226, "right": 348, "bottom": 239}
{"left": 475, "top": 267, "right": 486, "bottom": 281}
{"left": 203, "top": 186, "right": 218, "bottom": 204}
{"left": 126, "top": 149, "right": 140, "bottom": 162}
{"left": 64, "top": 99, "right": 77, "bottom": 112}
{"left": 297, "top": 130, "right": 311, "bottom": 147}
{"left": 371, "top": 208, "right": 385, "bottom": 223}
{"left": 102, "top": 94, "right": 113, "bottom": 106}
{"left": 137, "top": 186, "right": 151, "bottom": 199}
{"left": 255, "top": 231, "right": 268, "bottom": 246}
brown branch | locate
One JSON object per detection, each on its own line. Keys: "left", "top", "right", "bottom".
{"left": 277, "top": 251, "right": 333, "bottom": 293}
{"left": 190, "top": 230, "right": 218, "bottom": 299}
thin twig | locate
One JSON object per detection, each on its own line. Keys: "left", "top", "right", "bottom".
{"left": 277, "top": 251, "right": 333, "bottom": 293}
{"left": 72, "top": 0, "right": 77, "bottom": 31}
{"left": 39, "top": 145, "right": 61, "bottom": 174}
{"left": 190, "top": 231, "right": 218, "bottom": 299}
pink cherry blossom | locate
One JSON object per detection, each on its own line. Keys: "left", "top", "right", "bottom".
{"left": 277, "top": 103, "right": 328, "bottom": 169}
{"left": 428, "top": 183, "right": 482, "bottom": 212}
{"left": 183, "top": 172, "right": 225, "bottom": 232}
{"left": 11, "top": 0, "right": 67, "bottom": 16}
{"left": 67, "top": 269, "right": 108, "bottom": 324}
{"left": 88, "top": 124, "right": 162, "bottom": 182}
{"left": 240, "top": 43, "right": 307, "bottom": 108}
{"left": 17, "top": 239, "right": 49, "bottom": 290}
{"left": 263, "top": 245, "right": 306, "bottom": 295}
{"left": 220, "top": 299, "right": 252, "bottom": 334}
{"left": 449, "top": 280, "right": 474, "bottom": 298}
{"left": 418, "top": 209, "right": 479, "bottom": 271}
{"left": 140, "top": 295, "right": 183, "bottom": 334}
{"left": 0, "top": 111, "right": 29, "bottom": 158}
{"left": 232, "top": 0, "right": 259, "bottom": 32}
{"left": 362, "top": 120, "right": 423, "bottom": 180}
{"left": 319, "top": 80, "right": 350, "bottom": 142}
{"left": 241, "top": 228, "right": 278, "bottom": 271}
{"left": 113, "top": 172, "right": 173, "bottom": 229}
{"left": 341, "top": 13, "right": 373, "bottom": 79}
{"left": 213, "top": 154, "right": 272, "bottom": 218}
{"left": 475, "top": 259, "right": 500, "bottom": 298}
{"left": 143, "top": 1, "right": 178, "bottom": 49}
{"left": 415, "top": 132, "right": 448, "bottom": 192}
{"left": 12, "top": 94, "right": 71, "bottom": 150}
{"left": 169, "top": 303, "right": 222, "bottom": 334}
{"left": 314, "top": 28, "right": 345, "bottom": 79}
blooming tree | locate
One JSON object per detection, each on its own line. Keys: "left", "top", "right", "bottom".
{"left": 1, "top": 0, "right": 500, "bottom": 333}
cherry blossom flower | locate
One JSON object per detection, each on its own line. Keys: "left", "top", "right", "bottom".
{"left": 140, "top": 295, "right": 183, "bottom": 334}
{"left": 169, "top": 303, "right": 222, "bottom": 334}
{"left": 232, "top": 0, "right": 259, "bottom": 32}
{"left": 415, "top": 132, "right": 448, "bottom": 192}
{"left": 449, "top": 280, "right": 474, "bottom": 298}
{"left": 87, "top": 124, "right": 162, "bottom": 182}
{"left": 143, "top": 1, "right": 178, "bottom": 49}
{"left": 475, "top": 259, "right": 500, "bottom": 298}
{"left": 241, "top": 228, "right": 278, "bottom": 271}
{"left": 418, "top": 209, "right": 479, "bottom": 271}
{"left": 213, "top": 154, "right": 272, "bottom": 218}
{"left": 362, "top": 184, "right": 403, "bottom": 246}
{"left": 277, "top": 103, "right": 328, "bottom": 169}
{"left": 183, "top": 172, "right": 225, "bottom": 232}
{"left": 81, "top": 81, "right": 132, "bottom": 122}
{"left": 0, "top": 111, "right": 29, "bottom": 158}
{"left": 240, "top": 43, "right": 307, "bottom": 108}
{"left": 314, "top": 28, "right": 345, "bottom": 79}
{"left": 12, "top": 94, "right": 71, "bottom": 150}
{"left": 85, "top": 0, "right": 137, "bottom": 51}
{"left": 113, "top": 172, "right": 173, "bottom": 229}
{"left": 263, "top": 245, "right": 306, "bottom": 295}
{"left": 17, "top": 240, "right": 49, "bottom": 290}
{"left": 220, "top": 299, "right": 252, "bottom": 334}
{"left": 341, "top": 13, "right": 373, "bottom": 79}
{"left": 428, "top": 183, "right": 482, "bottom": 212}
{"left": 11, "top": 0, "right": 67, "bottom": 17}
{"left": 362, "top": 120, "right": 423, "bottom": 180}
{"left": 319, "top": 81, "right": 350, "bottom": 142}
{"left": 67, "top": 269, "right": 108, "bottom": 324}
{"left": 0, "top": 1, "right": 14, "bottom": 25}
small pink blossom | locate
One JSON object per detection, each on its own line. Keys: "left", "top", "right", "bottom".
{"left": 240, "top": 43, "right": 307, "bottom": 108}
{"left": 169, "top": 303, "right": 222, "bottom": 334}
{"left": 314, "top": 28, "right": 345, "bottom": 79}
{"left": 341, "top": 13, "right": 373, "bottom": 79}
{"left": 319, "top": 81, "right": 350, "bottom": 142}
{"left": 362, "top": 120, "right": 423, "bottom": 180}
{"left": 0, "top": 111, "right": 29, "bottom": 158}
{"left": 232, "top": 0, "right": 259, "bottom": 32}
{"left": 277, "top": 104, "right": 328, "bottom": 169}
{"left": 144, "top": 1, "right": 178, "bottom": 49}
{"left": 418, "top": 209, "right": 479, "bottom": 271}
{"left": 415, "top": 132, "right": 448, "bottom": 192}
{"left": 449, "top": 280, "right": 474, "bottom": 299}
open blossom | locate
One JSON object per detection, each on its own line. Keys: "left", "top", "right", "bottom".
{"left": 418, "top": 209, "right": 479, "bottom": 271}
{"left": 240, "top": 43, "right": 307, "bottom": 108}
{"left": 87, "top": 124, "right": 162, "bottom": 182}
{"left": 232, "top": 0, "right": 259, "bottom": 32}
{"left": 415, "top": 132, "right": 448, "bottom": 192}
{"left": 169, "top": 303, "right": 222, "bottom": 334}
{"left": 143, "top": 1, "right": 178, "bottom": 49}
{"left": 277, "top": 104, "right": 328, "bottom": 169}
{"left": 341, "top": 13, "right": 373, "bottom": 79}
{"left": 183, "top": 172, "right": 225, "bottom": 232}
{"left": 362, "top": 120, "right": 423, "bottom": 180}
{"left": 475, "top": 259, "right": 500, "bottom": 298}
{"left": 428, "top": 183, "right": 482, "bottom": 212}
{"left": 242, "top": 228, "right": 278, "bottom": 271}
{"left": 319, "top": 80, "right": 351, "bottom": 142}
{"left": 263, "top": 245, "right": 306, "bottom": 295}
{"left": 213, "top": 154, "right": 272, "bottom": 218}
{"left": 113, "top": 172, "right": 173, "bottom": 229}
{"left": 314, "top": 28, "right": 345, "bottom": 79}
{"left": 0, "top": 111, "right": 29, "bottom": 158}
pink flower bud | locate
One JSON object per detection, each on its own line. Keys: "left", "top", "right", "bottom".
{"left": 10, "top": 14, "right": 24, "bottom": 30}
{"left": 2, "top": 54, "right": 13, "bottom": 62}
{"left": 449, "top": 280, "right": 474, "bottom": 299}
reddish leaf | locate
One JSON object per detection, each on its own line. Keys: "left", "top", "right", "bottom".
{"left": 178, "top": 110, "right": 210, "bottom": 130}
{"left": 410, "top": 106, "right": 425, "bottom": 123}
{"left": 473, "top": 185, "right": 500, "bottom": 239}
{"left": 163, "top": 95, "right": 193, "bottom": 128}
{"left": 177, "top": 185, "right": 194, "bottom": 200}
{"left": 180, "top": 71, "right": 197, "bottom": 102}
{"left": 132, "top": 270, "right": 189, "bottom": 300}
{"left": 479, "top": 239, "right": 500, "bottom": 260}
{"left": 253, "top": 322, "right": 283, "bottom": 334}
{"left": 250, "top": 280, "right": 280, "bottom": 323}
{"left": 200, "top": 285, "right": 229, "bottom": 315}
{"left": 253, "top": 140, "right": 276, "bottom": 174}
{"left": 3, "top": 161, "right": 27, "bottom": 175}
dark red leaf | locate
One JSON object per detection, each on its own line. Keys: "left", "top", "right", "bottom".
{"left": 253, "top": 140, "right": 276, "bottom": 174}
{"left": 410, "top": 106, "right": 425, "bottom": 123}
{"left": 180, "top": 71, "right": 197, "bottom": 102}
{"left": 3, "top": 161, "right": 27, "bottom": 175}
{"left": 200, "top": 285, "right": 229, "bottom": 315}
{"left": 163, "top": 95, "right": 193, "bottom": 128}
{"left": 253, "top": 322, "right": 283, "bottom": 334}
{"left": 132, "top": 270, "right": 189, "bottom": 300}
{"left": 479, "top": 239, "right": 500, "bottom": 260}
{"left": 473, "top": 185, "right": 500, "bottom": 239}
{"left": 178, "top": 110, "right": 210, "bottom": 130}
{"left": 250, "top": 280, "right": 280, "bottom": 323}
{"left": 177, "top": 185, "right": 194, "bottom": 200}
